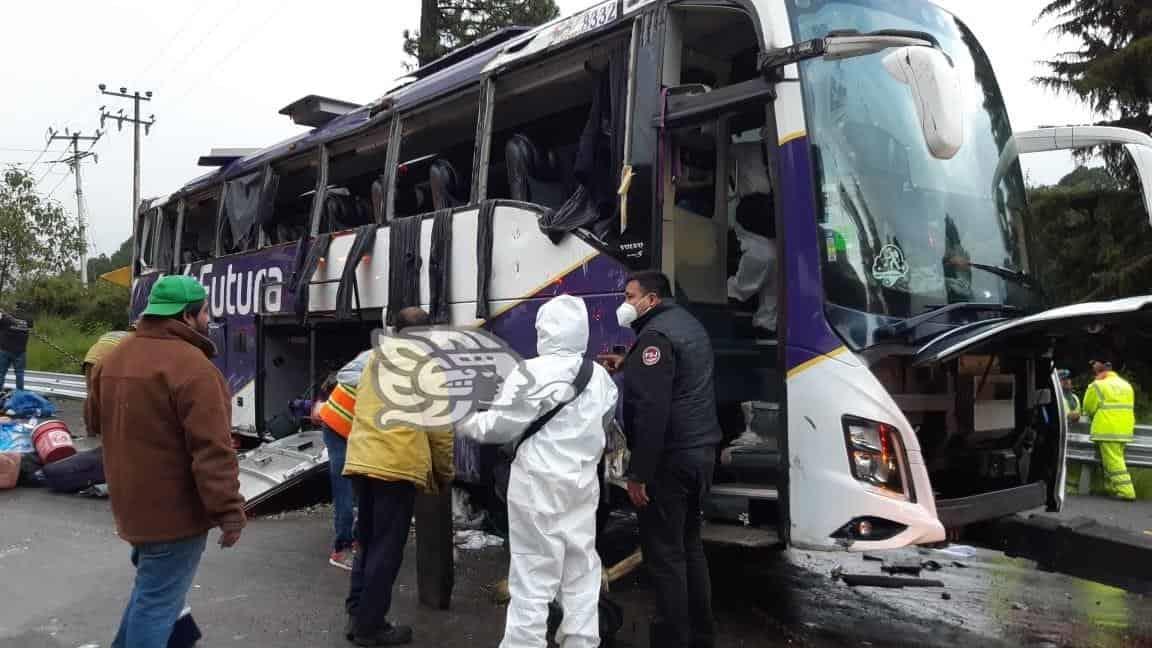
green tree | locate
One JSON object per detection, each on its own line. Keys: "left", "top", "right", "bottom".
{"left": 0, "top": 167, "right": 84, "bottom": 299}
{"left": 1035, "top": 1, "right": 1152, "bottom": 176}
{"left": 87, "top": 237, "right": 133, "bottom": 281}
{"left": 403, "top": 0, "right": 560, "bottom": 66}
{"left": 1026, "top": 166, "right": 1152, "bottom": 420}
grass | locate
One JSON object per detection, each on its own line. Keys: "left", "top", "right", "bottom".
{"left": 24, "top": 316, "right": 108, "bottom": 374}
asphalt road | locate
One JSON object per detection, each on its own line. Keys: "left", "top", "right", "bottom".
{"left": 4, "top": 485, "right": 1152, "bottom": 648}
{"left": 3, "top": 399, "right": 1151, "bottom": 647}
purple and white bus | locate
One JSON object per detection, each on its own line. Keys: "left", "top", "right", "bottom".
{"left": 131, "top": 0, "right": 1152, "bottom": 551}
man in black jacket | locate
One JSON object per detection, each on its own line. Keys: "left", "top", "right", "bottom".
{"left": 0, "top": 303, "right": 34, "bottom": 391}
{"left": 601, "top": 271, "right": 721, "bottom": 648}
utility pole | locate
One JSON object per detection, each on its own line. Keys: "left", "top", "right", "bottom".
{"left": 47, "top": 128, "right": 102, "bottom": 285}
{"left": 99, "top": 85, "right": 155, "bottom": 278}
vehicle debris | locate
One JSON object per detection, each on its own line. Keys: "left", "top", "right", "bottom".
{"left": 881, "top": 560, "right": 924, "bottom": 576}
{"left": 838, "top": 574, "right": 945, "bottom": 588}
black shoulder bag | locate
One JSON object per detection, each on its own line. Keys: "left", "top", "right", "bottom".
{"left": 512, "top": 356, "right": 595, "bottom": 460}
{"left": 494, "top": 357, "right": 595, "bottom": 504}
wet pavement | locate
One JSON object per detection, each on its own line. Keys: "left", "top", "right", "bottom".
{"left": 2, "top": 399, "right": 1150, "bottom": 646}
{"left": 4, "top": 483, "right": 1152, "bottom": 647}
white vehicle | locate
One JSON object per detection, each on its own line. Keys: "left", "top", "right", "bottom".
{"left": 131, "top": 0, "right": 1152, "bottom": 551}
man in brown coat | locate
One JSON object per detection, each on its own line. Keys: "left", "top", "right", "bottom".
{"left": 86, "top": 275, "right": 245, "bottom": 648}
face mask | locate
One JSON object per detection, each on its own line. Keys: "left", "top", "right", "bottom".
{"left": 616, "top": 302, "right": 639, "bottom": 327}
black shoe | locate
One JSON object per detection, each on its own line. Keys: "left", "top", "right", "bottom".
{"left": 345, "top": 616, "right": 355, "bottom": 641}
{"left": 352, "top": 622, "right": 413, "bottom": 646}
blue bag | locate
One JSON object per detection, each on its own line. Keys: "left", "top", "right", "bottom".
{"left": 2, "top": 390, "right": 56, "bottom": 418}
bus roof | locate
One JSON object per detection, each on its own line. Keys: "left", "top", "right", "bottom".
{"left": 172, "top": 1, "right": 626, "bottom": 198}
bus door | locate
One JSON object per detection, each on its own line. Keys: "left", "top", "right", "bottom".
{"left": 658, "top": 2, "right": 786, "bottom": 545}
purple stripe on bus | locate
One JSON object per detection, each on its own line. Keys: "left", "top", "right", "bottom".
{"left": 776, "top": 135, "right": 845, "bottom": 370}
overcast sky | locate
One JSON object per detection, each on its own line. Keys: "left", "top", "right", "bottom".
{"left": 0, "top": 0, "right": 1096, "bottom": 261}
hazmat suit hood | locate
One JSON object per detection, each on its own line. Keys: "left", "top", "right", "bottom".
{"left": 535, "top": 294, "right": 589, "bottom": 358}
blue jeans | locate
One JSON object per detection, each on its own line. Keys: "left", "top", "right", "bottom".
{"left": 112, "top": 534, "right": 207, "bottom": 648}
{"left": 324, "top": 426, "right": 356, "bottom": 551}
{"left": 0, "top": 350, "right": 26, "bottom": 391}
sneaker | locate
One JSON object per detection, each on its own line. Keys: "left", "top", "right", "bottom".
{"left": 330, "top": 547, "right": 356, "bottom": 571}
{"left": 352, "top": 621, "right": 413, "bottom": 646}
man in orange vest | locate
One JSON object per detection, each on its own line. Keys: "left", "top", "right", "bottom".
{"left": 315, "top": 350, "right": 372, "bottom": 570}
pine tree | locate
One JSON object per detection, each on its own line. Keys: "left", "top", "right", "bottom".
{"left": 1035, "top": 1, "right": 1152, "bottom": 176}
{"left": 403, "top": 0, "right": 560, "bottom": 67}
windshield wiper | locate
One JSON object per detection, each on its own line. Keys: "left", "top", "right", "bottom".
{"left": 966, "top": 262, "right": 1041, "bottom": 289}
{"left": 876, "top": 302, "right": 1020, "bottom": 341}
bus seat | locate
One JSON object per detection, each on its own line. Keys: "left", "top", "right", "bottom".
{"left": 430, "top": 159, "right": 465, "bottom": 210}
{"left": 506, "top": 133, "right": 569, "bottom": 209}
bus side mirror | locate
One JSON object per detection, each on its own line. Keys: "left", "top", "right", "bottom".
{"left": 992, "top": 126, "right": 1152, "bottom": 225}
{"left": 882, "top": 46, "right": 964, "bottom": 160}
{"left": 1124, "top": 141, "right": 1152, "bottom": 223}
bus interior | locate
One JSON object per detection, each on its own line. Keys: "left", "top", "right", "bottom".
{"left": 180, "top": 189, "right": 220, "bottom": 266}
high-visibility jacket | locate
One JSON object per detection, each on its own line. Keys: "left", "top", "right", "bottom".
{"left": 315, "top": 349, "right": 373, "bottom": 439}
{"left": 1082, "top": 371, "right": 1135, "bottom": 443}
{"left": 317, "top": 382, "right": 356, "bottom": 439}
{"left": 1063, "top": 390, "right": 1081, "bottom": 416}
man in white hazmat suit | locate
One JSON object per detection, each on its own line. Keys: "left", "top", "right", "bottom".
{"left": 458, "top": 294, "right": 618, "bottom": 648}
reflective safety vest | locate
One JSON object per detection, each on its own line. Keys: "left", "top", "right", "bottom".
{"left": 1064, "top": 390, "right": 1081, "bottom": 415}
{"left": 317, "top": 382, "right": 357, "bottom": 439}
{"left": 1082, "top": 371, "right": 1135, "bottom": 443}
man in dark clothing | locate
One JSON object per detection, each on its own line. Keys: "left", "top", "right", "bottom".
{"left": 601, "top": 270, "right": 721, "bottom": 648}
{"left": 0, "top": 303, "right": 34, "bottom": 391}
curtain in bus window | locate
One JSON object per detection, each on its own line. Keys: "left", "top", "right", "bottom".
{"left": 475, "top": 201, "right": 495, "bottom": 319}
{"left": 257, "top": 170, "right": 280, "bottom": 241}
{"left": 387, "top": 215, "right": 423, "bottom": 326}
{"left": 293, "top": 233, "right": 332, "bottom": 322}
{"left": 540, "top": 41, "right": 629, "bottom": 243}
{"left": 429, "top": 209, "right": 454, "bottom": 324}
{"left": 335, "top": 224, "right": 378, "bottom": 320}
{"left": 371, "top": 176, "right": 387, "bottom": 224}
{"left": 224, "top": 174, "right": 262, "bottom": 249}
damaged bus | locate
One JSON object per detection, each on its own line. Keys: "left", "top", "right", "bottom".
{"left": 131, "top": 0, "right": 1152, "bottom": 551}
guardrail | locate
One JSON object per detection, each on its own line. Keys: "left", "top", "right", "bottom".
{"left": 3, "top": 370, "right": 87, "bottom": 401}
{"left": 6, "top": 372, "right": 1152, "bottom": 470}
{"left": 1067, "top": 423, "right": 1152, "bottom": 469}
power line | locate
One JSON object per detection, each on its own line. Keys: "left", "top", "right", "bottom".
{"left": 133, "top": 4, "right": 210, "bottom": 83}
{"left": 153, "top": 0, "right": 246, "bottom": 95}
{"left": 167, "top": 5, "right": 287, "bottom": 105}
{"left": 46, "top": 172, "right": 70, "bottom": 200}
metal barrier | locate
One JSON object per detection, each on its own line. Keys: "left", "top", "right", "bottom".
{"left": 1067, "top": 423, "right": 1152, "bottom": 469}
{"left": 6, "top": 372, "right": 1152, "bottom": 471}
{"left": 3, "top": 370, "right": 87, "bottom": 401}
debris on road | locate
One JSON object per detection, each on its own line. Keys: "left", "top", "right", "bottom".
{"left": 454, "top": 530, "right": 504, "bottom": 550}
{"left": 839, "top": 573, "right": 945, "bottom": 588}
{"left": 930, "top": 544, "right": 978, "bottom": 559}
{"left": 882, "top": 560, "right": 924, "bottom": 576}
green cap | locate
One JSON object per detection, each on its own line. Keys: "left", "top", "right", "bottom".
{"left": 142, "top": 275, "right": 207, "bottom": 317}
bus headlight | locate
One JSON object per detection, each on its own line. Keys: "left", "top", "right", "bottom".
{"left": 842, "top": 417, "right": 912, "bottom": 500}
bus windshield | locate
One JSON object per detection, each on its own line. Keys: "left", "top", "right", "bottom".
{"left": 790, "top": 0, "right": 1038, "bottom": 345}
